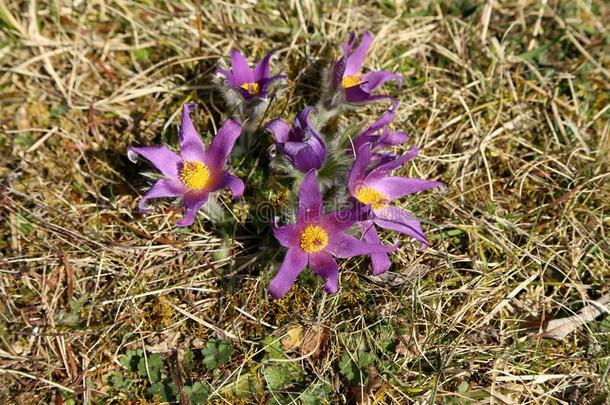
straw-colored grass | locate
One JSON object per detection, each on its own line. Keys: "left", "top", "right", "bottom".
{"left": 1, "top": 1, "right": 608, "bottom": 404}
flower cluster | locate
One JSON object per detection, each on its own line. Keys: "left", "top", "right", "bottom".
{"left": 128, "top": 31, "right": 442, "bottom": 299}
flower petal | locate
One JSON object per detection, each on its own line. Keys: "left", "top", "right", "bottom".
{"left": 219, "top": 173, "right": 244, "bottom": 197}
{"left": 373, "top": 206, "right": 429, "bottom": 247}
{"left": 348, "top": 143, "right": 371, "bottom": 194}
{"left": 272, "top": 222, "right": 302, "bottom": 248}
{"left": 205, "top": 119, "right": 242, "bottom": 170}
{"left": 216, "top": 68, "right": 235, "bottom": 85}
{"left": 177, "top": 192, "right": 209, "bottom": 227}
{"left": 372, "top": 177, "right": 443, "bottom": 201}
{"left": 344, "top": 86, "right": 392, "bottom": 104}
{"left": 230, "top": 49, "right": 253, "bottom": 83}
{"left": 345, "top": 30, "right": 373, "bottom": 76}
{"left": 128, "top": 146, "right": 182, "bottom": 179}
{"left": 326, "top": 232, "right": 395, "bottom": 259}
{"left": 259, "top": 74, "right": 287, "bottom": 93}
{"left": 298, "top": 170, "right": 323, "bottom": 223}
{"left": 319, "top": 209, "right": 356, "bottom": 234}
{"left": 377, "top": 130, "right": 409, "bottom": 148}
{"left": 178, "top": 103, "right": 206, "bottom": 162}
{"left": 293, "top": 145, "right": 324, "bottom": 172}
{"left": 366, "top": 147, "right": 418, "bottom": 181}
{"left": 137, "top": 179, "right": 185, "bottom": 212}
{"left": 365, "top": 99, "right": 398, "bottom": 133}
{"left": 309, "top": 252, "right": 339, "bottom": 294}
{"left": 361, "top": 221, "right": 392, "bottom": 275}
{"left": 332, "top": 55, "right": 347, "bottom": 90}
{"left": 268, "top": 248, "right": 309, "bottom": 299}
{"left": 266, "top": 119, "right": 291, "bottom": 143}
{"left": 360, "top": 71, "right": 403, "bottom": 93}
{"left": 253, "top": 51, "right": 274, "bottom": 79}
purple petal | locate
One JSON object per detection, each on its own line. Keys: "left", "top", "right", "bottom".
{"left": 253, "top": 51, "right": 274, "bottom": 79}
{"left": 176, "top": 192, "right": 209, "bottom": 227}
{"left": 293, "top": 147, "right": 324, "bottom": 172}
{"left": 371, "top": 177, "right": 443, "bottom": 201}
{"left": 373, "top": 206, "right": 429, "bottom": 247}
{"left": 178, "top": 103, "right": 206, "bottom": 162}
{"left": 128, "top": 146, "right": 182, "bottom": 179}
{"left": 137, "top": 179, "right": 185, "bottom": 212}
{"left": 268, "top": 248, "right": 308, "bottom": 299}
{"left": 360, "top": 71, "right": 403, "bottom": 93}
{"left": 219, "top": 173, "right": 244, "bottom": 197}
{"left": 326, "top": 232, "right": 395, "bottom": 259}
{"left": 266, "top": 119, "right": 291, "bottom": 143}
{"left": 258, "top": 74, "right": 287, "bottom": 93}
{"left": 365, "top": 99, "right": 398, "bottom": 133}
{"left": 319, "top": 209, "right": 357, "bottom": 234}
{"left": 348, "top": 143, "right": 371, "bottom": 194}
{"left": 366, "top": 147, "right": 418, "bottom": 181}
{"left": 344, "top": 86, "right": 392, "bottom": 104}
{"left": 377, "top": 130, "right": 409, "bottom": 148}
{"left": 332, "top": 55, "right": 348, "bottom": 90}
{"left": 272, "top": 222, "right": 302, "bottom": 248}
{"left": 283, "top": 140, "right": 307, "bottom": 158}
{"left": 205, "top": 119, "right": 242, "bottom": 170}
{"left": 341, "top": 32, "right": 357, "bottom": 54}
{"left": 309, "top": 252, "right": 339, "bottom": 294}
{"left": 345, "top": 30, "right": 373, "bottom": 76}
{"left": 230, "top": 49, "right": 253, "bottom": 83}
{"left": 216, "top": 67, "right": 235, "bottom": 85}
{"left": 298, "top": 170, "right": 322, "bottom": 223}
{"left": 361, "top": 221, "right": 392, "bottom": 275}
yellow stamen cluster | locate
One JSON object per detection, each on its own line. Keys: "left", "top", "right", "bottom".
{"left": 341, "top": 73, "right": 363, "bottom": 88}
{"left": 179, "top": 161, "right": 211, "bottom": 191}
{"left": 240, "top": 82, "right": 260, "bottom": 95}
{"left": 300, "top": 225, "right": 329, "bottom": 253}
{"left": 354, "top": 186, "right": 389, "bottom": 209}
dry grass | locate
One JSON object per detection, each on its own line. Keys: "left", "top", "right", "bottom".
{"left": 1, "top": 1, "right": 609, "bottom": 404}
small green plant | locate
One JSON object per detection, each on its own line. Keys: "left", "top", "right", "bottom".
{"left": 202, "top": 339, "right": 233, "bottom": 370}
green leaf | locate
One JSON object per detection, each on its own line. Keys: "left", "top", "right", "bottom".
{"left": 137, "top": 353, "right": 162, "bottom": 382}
{"left": 300, "top": 381, "right": 331, "bottom": 405}
{"left": 147, "top": 381, "right": 178, "bottom": 402}
{"left": 119, "top": 349, "right": 143, "bottom": 372}
{"left": 263, "top": 366, "right": 291, "bottom": 391}
{"left": 181, "top": 381, "right": 209, "bottom": 404}
{"left": 202, "top": 339, "right": 233, "bottom": 370}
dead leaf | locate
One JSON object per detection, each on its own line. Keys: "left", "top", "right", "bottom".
{"left": 539, "top": 293, "right": 610, "bottom": 339}
{"left": 281, "top": 324, "right": 329, "bottom": 361}
{"left": 146, "top": 331, "right": 181, "bottom": 353}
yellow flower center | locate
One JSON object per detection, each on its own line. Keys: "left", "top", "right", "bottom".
{"left": 239, "top": 82, "right": 260, "bottom": 95}
{"left": 179, "top": 161, "right": 211, "bottom": 191}
{"left": 354, "top": 186, "right": 389, "bottom": 209}
{"left": 300, "top": 225, "right": 329, "bottom": 254}
{"left": 341, "top": 73, "right": 362, "bottom": 88}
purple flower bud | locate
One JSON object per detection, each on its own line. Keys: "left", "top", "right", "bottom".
{"left": 266, "top": 107, "right": 327, "bottom": 173}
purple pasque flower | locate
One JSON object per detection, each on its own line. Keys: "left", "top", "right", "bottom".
{"left": 266, "top": 107, "right": 326, "bottom": 173}
{"left": 352, "top": 99, "right": 409, "bottom": 156}
{"left": 348, "top": 143, "right": 442, "bottom": 274}
{"left": 269, "top": 170, "right": 395, "bottom": 299}
{"left": 217, "top": 49, "right": 285, "bottom": 101}
{"left": 128, "top": 103, "right": 244, "bottom": 227}
{"left": 332, "top": 31, "right": 403, "bottom": 105}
